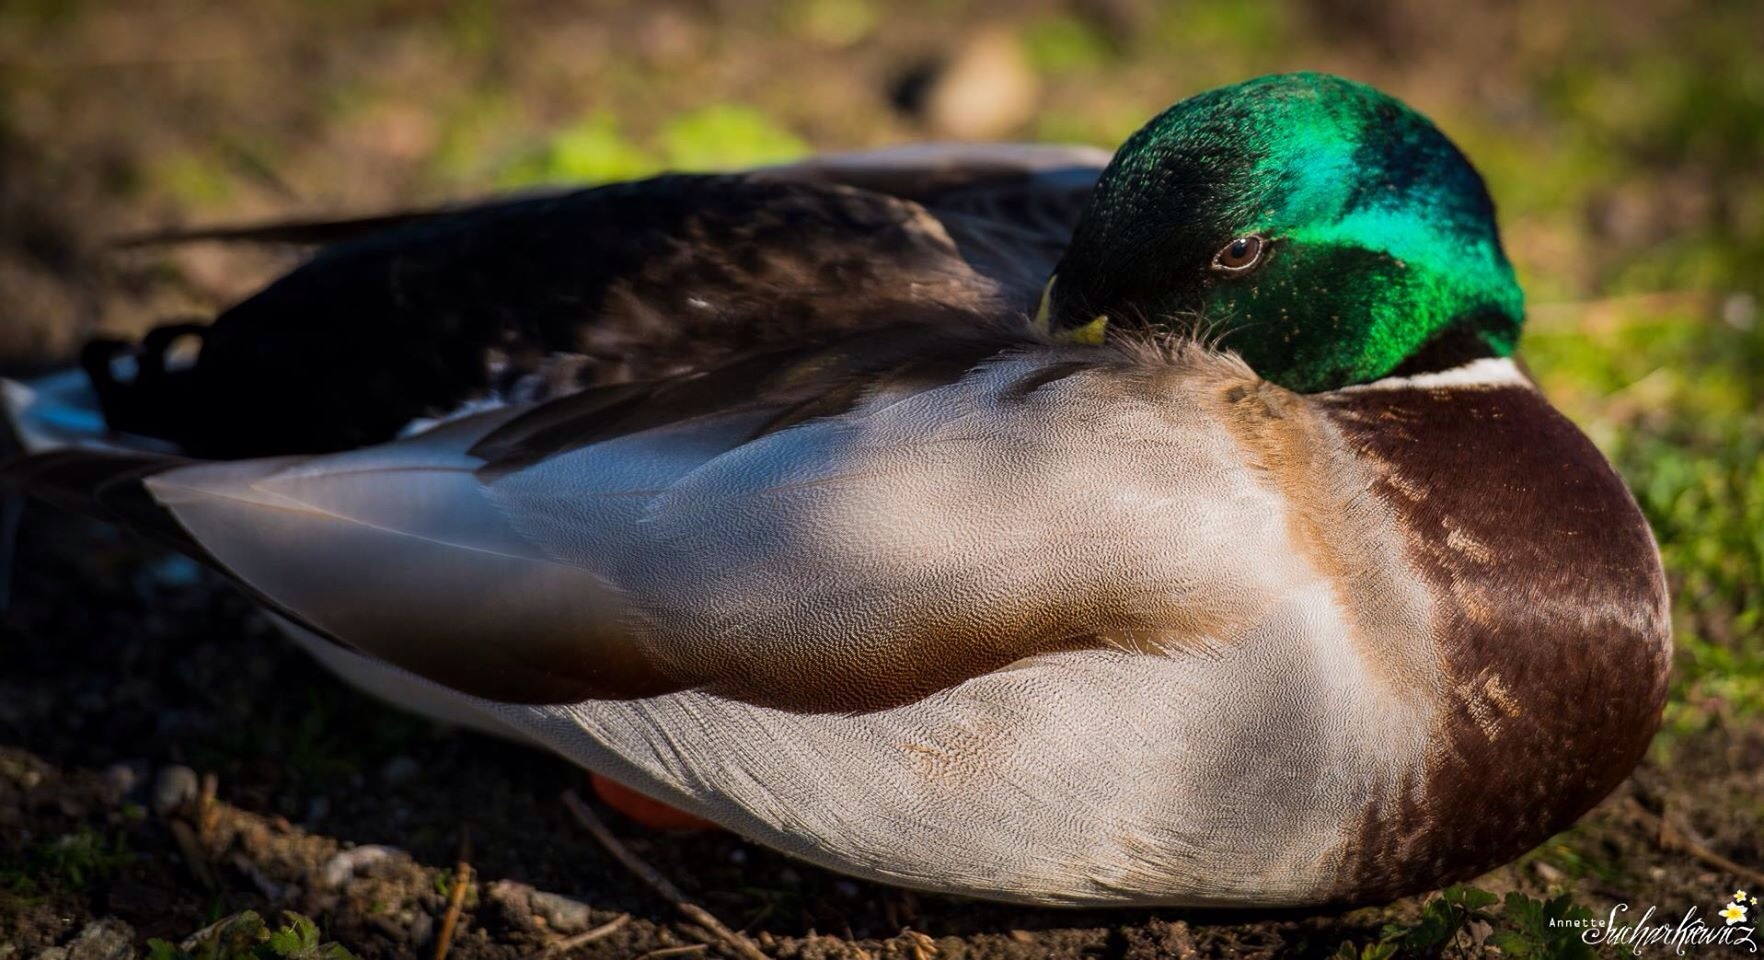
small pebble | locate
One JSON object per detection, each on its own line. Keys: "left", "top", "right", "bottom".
{"left": 102, "top": 760, "right": 149, "bottom": 799}
{"left": 406, "top": 911, "right": 434, "bottom": 946}
{"left": 1724, "top": 292, "right": 1757, "bottom": 331}
{"left": 151, "top": 765, "right": 199, "bottom": 817}
{"left": 529, "top": 889, "right": 593, "bottom": 933}
{"left": 486, "top": 879, "right": 533, "bottom": 915}
{"left": 923, "top": 29, "right": 1038, "bottom": 139}
{"left": 318, "top": 844, "right": 398, "bottom": 889}
{"left": 62, "top": 917, "right": 135, "bottom": 960}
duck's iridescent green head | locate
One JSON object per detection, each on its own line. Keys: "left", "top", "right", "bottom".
{"left": 1048, "top": 72, "right": 1523, "bottom": 392}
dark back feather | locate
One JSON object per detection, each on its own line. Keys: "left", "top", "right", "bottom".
{"left": 95, "top": 158, "right": 1101, "bottom": 461}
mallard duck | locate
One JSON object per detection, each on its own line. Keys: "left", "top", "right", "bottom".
{"left": 2, "top": 73, "right": 1670, "bottom": 908}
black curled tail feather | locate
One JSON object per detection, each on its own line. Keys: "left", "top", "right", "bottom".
{"left": 0, "top": 449, "right": 207, "bottom": 563}
{"left": 80, "top": 323, "right": 207, "bottom": 451}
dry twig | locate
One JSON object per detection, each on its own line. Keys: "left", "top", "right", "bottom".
{"left": 638, "top": 947, "right": 708, "bottom": 960}
{"left": 524, "top": 913, "right": 631, "bottom": 960}
{"left": 902, "top": 929, "right": 937, "bottom": 960}
{"left": 197, "top": 771, "right": 219, "bottom": 837}
{"left": 1627, "top": 797, "right": 1764, "bottom": 887}
{"left": 433, "top": 831, "right": 474, "bottom": 960}
{"left": 561, "top": 791, "right": 768, "bottom": 960}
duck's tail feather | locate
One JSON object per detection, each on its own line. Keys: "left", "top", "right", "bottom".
{"left": 0, "top": 447, "right": 204, "bottom": 561}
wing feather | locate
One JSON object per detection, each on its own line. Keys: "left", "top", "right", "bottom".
{"left": 20, "top": 329, "right": 1302, "bottom": 714}
{"left": 143, "top": 440, "right": 676, "bottom": 704}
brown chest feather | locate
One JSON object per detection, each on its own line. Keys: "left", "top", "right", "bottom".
{"left": 1321, "top": 384, "right": 1671, "bottom": 899}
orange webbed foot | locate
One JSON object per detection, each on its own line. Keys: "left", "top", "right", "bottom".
{"left": 589, "top": 772, "right": 719, "bottom": 832}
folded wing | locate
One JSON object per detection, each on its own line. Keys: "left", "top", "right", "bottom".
{"left": 95, "top": 144, "right": 1110, "bottom": 459}
{"left": 18, "top": 333, "right": 1300, "bottom": 712}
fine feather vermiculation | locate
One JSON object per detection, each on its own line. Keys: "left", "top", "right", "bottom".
{"left": 1, "top": 75, "right": 1671, "bottom": 908}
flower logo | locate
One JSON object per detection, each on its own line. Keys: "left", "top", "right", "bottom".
{"left": 1722, "top": 898, "right": 1751, "bottom": 926}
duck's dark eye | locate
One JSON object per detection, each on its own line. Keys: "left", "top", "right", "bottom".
{"left": 1212, "top": 235, "right": 1265, "bottom": 274}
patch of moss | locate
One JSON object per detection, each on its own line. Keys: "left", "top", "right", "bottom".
{"left": 148, "top": 911, "right": 356, "bottom": 960}
{"left": 0, "top": 827, "right": 132, "bottom": 895}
